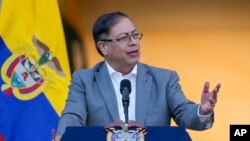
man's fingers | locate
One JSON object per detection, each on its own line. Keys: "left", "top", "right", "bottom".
{"left": 211, "top": 89, "right": 218, "bottom": 103}
{"left": 212, "top": 83, "right": 221, "bottom": 101}
{"left": 202, "top": 81, "right": 210, "bottom": 93}
{"left": 216, "top": 83, "right": 221, "bottom": 93}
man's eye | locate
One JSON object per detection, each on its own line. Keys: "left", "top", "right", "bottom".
{"left": 132, "top": 33, "right": 139, "bottom": 38}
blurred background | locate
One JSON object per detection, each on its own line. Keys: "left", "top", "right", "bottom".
{"left": 58, "top": 0, "right": 250, "bottom": 140}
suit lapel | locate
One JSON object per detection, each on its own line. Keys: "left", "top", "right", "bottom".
{"left": 136, "top": 64, "right": 152, "bottom": 125}
{"left": 94, "top": 62, "right": 119, "bottom": 121}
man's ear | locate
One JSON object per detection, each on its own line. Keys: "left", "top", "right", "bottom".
{"left": 97, "top": 41, "right": 108, "bottom": 56}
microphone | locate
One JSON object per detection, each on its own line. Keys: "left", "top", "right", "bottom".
{"left": 120, "top": 79, "right": 131, "bottom": 124}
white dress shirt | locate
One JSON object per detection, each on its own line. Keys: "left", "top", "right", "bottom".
{"left": 106, "top": 61, "right": 137, "bottom": 122}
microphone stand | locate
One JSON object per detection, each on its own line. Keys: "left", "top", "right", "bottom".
{"left": 123, "top": 96, "right": 129, "bottom": 124}
{"left": 122, "top": 88, "right": 130, "bottom": 131}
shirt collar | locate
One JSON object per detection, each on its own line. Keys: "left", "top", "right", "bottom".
{"left": 105, "top": 61, "right": 137, "bottom": 77}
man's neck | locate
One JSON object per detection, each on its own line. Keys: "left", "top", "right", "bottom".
{"left": 105, "top": 61, "right": 136, "bottom": 76}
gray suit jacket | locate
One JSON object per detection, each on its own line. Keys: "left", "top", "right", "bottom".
{"left": 57, "top": 61, "right": 213, "bottom": 134}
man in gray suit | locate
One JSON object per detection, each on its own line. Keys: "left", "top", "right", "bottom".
{"left": 56, "top": 11, "right": 221, "bottom": 140}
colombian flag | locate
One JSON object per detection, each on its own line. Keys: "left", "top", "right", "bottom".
{"left": 0, "top": 0, "right": 70, "bottom": 141}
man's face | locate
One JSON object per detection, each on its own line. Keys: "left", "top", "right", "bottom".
{"left": 100, "top": 17, "right": 141, "bottom": 71}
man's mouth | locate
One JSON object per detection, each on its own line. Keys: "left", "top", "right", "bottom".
{"left": 127, "top": 50, "right": 139, "bottom": 57}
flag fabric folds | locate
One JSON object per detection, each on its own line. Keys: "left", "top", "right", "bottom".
{"left": 0, "top": 0, "right": 71, "bottom": 140}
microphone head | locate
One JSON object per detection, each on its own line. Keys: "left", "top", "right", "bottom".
{"left": 120, "top": 79, "right": 131, "bottom": 95}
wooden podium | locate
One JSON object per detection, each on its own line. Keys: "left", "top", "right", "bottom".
{"left": 61, "top": 126, "right": 191, "bottom": 141}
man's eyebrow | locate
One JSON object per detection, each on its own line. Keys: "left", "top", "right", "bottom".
{"left": 118, "top": 29, "right": 138, "bottom": 35}
{"left": 131, "top": 29, "right": 138, "bottom": 33}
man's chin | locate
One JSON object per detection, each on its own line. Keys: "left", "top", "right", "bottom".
{"left": 129, "top": 59, "right": 140, "bottom": 66}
